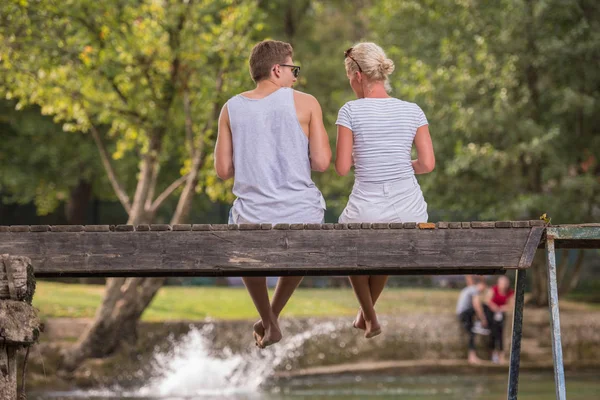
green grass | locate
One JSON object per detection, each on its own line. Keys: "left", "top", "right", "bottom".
{"left": 32, "top": 282, "right": 600, "bottom": 322}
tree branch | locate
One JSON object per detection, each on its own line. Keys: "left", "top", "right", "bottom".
{"left": 183, "top": 87, "right": 194, "bottom": 156}
{"left": 145, "top": 164, "right": 160, "bottom": 211}
{"left": 148, "top": 173, "right": 190, "bottom": 214}
{"left": 88, "top": 123, "right": 131, "bottom": 213}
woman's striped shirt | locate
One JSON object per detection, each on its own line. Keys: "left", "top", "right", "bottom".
{"left": 336, "top": 98, "right": 428, "bottom": 183}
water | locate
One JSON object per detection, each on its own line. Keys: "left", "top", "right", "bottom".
{"left": 31, "top": 324, "right": 599, "bottom": 400}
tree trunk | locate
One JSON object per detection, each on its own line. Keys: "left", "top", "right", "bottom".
{"left": 62, "top": 149, "right": 162, "bottom": 370}
{"left": 62, "top": 139, "right": 206, "bottom": 372}
{"left": 65, "top": 179, "right": 99, "bottom": 284}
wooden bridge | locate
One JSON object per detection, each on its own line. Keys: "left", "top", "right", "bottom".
{"left": 1, "top": 220, "right": 599, "bottom": 400}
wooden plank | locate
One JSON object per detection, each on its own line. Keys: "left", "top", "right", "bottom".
{"left": 150, "top": 224, "right": 171, "bottom": 231}
{"left": 84, "top": 225, "right": 110, "bottom": 232}
{"left": 471, "top": 221, "right": 495, "bottom": 228}
{"left": 0, "top": 301, "right": 41, "bottom": 344}
{"left": 518, "top": 227, "right": 545, "bottom": 268}
{"left": 304, "top": 224, "right": 321, "bottom": 230}
{"left": 30, "top": 225, "right": 50, "bottom": 232}
{"left": 51, "top": 225, "right": 84, "bottom": 232}
{"left": 0, "top": 229, "right": 534, "bottom": 277}
{"left": 372, "top": 223, "right": 389, "bottom": 229}
{"left": 0, "top": 256, "right": 34, "bottom": 302}
{"left": 418, "top": 223, "right": 436, "bottom": 229}
{"left": 0, "top": 345, "right": 17, "bottom": 400}
{"left": 9, "top": 226, "right": 29, "bottom": 233}
{"left": 239, "top": 224, "right": 261, "bottom": 230}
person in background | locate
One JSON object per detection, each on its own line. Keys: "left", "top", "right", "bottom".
{"left": 456, "top": 278, "right": 489, "bottom": 364}
{"left": 335, "top": 42, "right": 434, "bottom": 339}
{"left": 484, "top": 275, "right": 514, "bottom": 363}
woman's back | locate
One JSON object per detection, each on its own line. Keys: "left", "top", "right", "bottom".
{"left": 336, "top": 97, "right": 428, "bottom": 183}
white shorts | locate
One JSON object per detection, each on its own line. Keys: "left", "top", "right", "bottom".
{"left": 339, "top": 176, "right": 428, "bottom": 223}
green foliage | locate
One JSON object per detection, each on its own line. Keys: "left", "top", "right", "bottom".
{"left": 369, "top": 0, "right": 600, "bottom": 222}
{"left": 1, "top": 0, "right": 598, "bottom": 224}
{"left": 0, "top": 0, "right": 263, "bottom": 216}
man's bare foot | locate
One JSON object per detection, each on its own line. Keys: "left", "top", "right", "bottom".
{"left": 468, "top": 355, "right": 482, "bottom": 365}
{"left": 364, "top": 320, "right": 382, "bottom": 339}
{"left": 260, "top": 321, "right": 282, "bottom": 348}
{"left": 353, "top": 309, "right": 366, "bottom": 330}
{"left": 253, "top": 320, "right": 264, "bottom": 346}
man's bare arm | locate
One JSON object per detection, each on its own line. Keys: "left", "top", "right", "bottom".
{"left": 214, "top": 104, "right": 234, "bottom": 180}
{"left": 307, "top": 96, "right": 332, "bottom": 172}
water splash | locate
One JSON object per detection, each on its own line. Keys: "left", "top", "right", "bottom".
{"left": 135, "top": 320, "right": 338, "bottom": 398}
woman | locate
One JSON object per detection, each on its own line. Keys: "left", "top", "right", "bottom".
{"left": 484, "top": 275, "right": 514, "bottom": 363}
{"left": 335, "top": 42, "right": 435, "bottom": 338}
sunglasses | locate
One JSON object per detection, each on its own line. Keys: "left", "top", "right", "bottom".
{"left": 280, "top": 64, "right": 301, "bottom": 78}
{"left": 344, "top": 47, "right": 363, "bottom": 72}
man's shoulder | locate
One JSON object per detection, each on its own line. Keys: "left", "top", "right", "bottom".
{"left": 293, "top": 90, "right": 319, "bottom": 106}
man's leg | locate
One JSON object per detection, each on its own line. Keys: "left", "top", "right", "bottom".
{"left": 354, "top": 275, "right": 389, "bottom": 330}
{"left": 253, "top": 276, "right": 303, "bottom": 341}
{"left": 243, "top": 277, "right": 281, "bottom": 348}
{"left": 460, "top": 309, "right": 480, "bottom": 364}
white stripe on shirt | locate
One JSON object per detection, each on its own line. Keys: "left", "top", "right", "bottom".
{"left": 336, "top": 97, "right": 428, "bottom": 183}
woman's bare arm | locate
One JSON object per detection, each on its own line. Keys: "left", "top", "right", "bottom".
{"left": 335, "top": 125, "right": 353, "bottom": 176}
{"left": 412, "top": 125, "right": 435, "bottom": 174}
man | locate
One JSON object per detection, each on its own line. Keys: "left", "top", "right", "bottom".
{"left": 456, "top": 278, "right": 489, "bottom": 364}
{"left": 214, "top": 40, "right": 331, "bottom": 348}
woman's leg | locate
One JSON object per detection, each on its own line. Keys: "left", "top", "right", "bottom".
{"left": 242, "top": 277, "right": 281, "bottom": 348}
{"left": 349, "top": 275, "right": 381, "bottom": 338}
{"left": 497, "top": 314, "right": 506, "bottom": 362}
{"left": 354, "top": 275, "right": 389, "bottom": 330}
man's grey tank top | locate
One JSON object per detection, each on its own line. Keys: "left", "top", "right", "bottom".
{"left": 227, "top": 87, "right": 326, "bottom": 224}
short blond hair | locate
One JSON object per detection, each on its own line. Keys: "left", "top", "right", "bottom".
{"left": 345, "top": 42, "right": 395, "bottom": 92}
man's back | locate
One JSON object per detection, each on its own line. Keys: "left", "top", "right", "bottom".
{"left": 226, "top": 87, "right": 326, "bottom": 224}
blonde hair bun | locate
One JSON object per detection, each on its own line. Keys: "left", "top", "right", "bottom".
{"left": 380, "top": 58, "right": 395, "bottom": 76}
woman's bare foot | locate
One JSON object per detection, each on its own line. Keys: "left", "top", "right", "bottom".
{"left": 353, "top": 309, "right": 366, "bottom": 330}
{"left": 364, "top": 319, "right": 381, "bottom": 339}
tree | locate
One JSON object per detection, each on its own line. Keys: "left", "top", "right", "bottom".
{"left": 0, "top": 0, "right": 262, "bottom": 369}
{"left": 369, "top": 0, "right": 600, "bottom": 304}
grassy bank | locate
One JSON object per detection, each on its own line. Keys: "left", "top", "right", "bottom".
{"left": 32, "top": 281, "right": 599, "bottom": 321}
